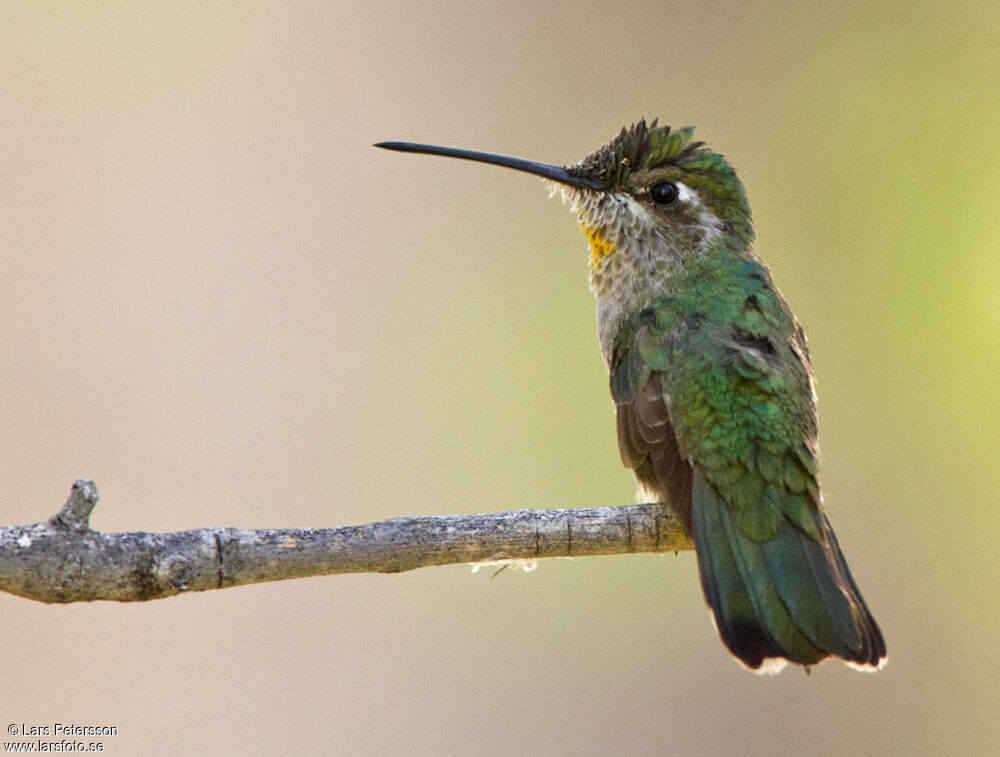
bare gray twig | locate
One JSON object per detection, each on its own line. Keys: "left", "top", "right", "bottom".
{"left": 0, "top": 479, "right": 693, "bottom": 604}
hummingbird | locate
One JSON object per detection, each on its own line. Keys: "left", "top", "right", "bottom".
{"left": 376, "top": 119, "right": 886, "bottom": 674}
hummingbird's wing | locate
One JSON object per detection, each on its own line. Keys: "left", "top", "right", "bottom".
{"left": 610, "top": 287, "right": 885, "bottom": 672}
{"left": 616, "top": 371, "right": 693, "bottom": 530}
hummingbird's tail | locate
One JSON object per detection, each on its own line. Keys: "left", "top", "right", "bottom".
{"left": 690, "top": 470, "right": 886, "bottom": 673}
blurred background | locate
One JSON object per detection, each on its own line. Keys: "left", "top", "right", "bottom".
{"left": 1, "top": 1, "right": 998, "bottom": 754}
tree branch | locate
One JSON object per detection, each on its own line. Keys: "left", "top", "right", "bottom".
{"left": 0, "top": 479, "right": 693, "bottom": 604}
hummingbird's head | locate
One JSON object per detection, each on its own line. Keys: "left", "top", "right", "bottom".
{"left": 375, "top": 118, "right": 751, "bottom": 284}
{"left": 560, "top": 119, "right": 753, "bottom": 277}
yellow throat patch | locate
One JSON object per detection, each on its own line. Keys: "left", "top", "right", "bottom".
{"left": 580, "top": 223, "right": 616, "bottom": 269}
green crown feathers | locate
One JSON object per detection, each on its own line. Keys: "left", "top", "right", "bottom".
{"left": 566, "top": 118, "right": 704, "bottom": 187}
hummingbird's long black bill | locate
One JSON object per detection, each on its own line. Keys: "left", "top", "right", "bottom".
{"left": 374, "top": 141, "right": 604, "bottom": 192}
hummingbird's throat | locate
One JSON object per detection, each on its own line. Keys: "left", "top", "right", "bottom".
{"left": 580, "top": 222, "right": 617, "bottom": 269}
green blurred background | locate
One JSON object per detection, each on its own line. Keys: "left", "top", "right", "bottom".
{"left": 1, "top": 1, "right": 998, "bottom": 754}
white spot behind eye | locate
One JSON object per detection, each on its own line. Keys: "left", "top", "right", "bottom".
{"left": 673, "top": 182, "right": 725, "bottom": 232}
{"left": 674, "top": 182, "right": 699, "bottom": 204}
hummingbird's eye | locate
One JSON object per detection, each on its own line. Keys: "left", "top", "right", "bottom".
{"left": 650, "top": 181, "right": 679, "bottom": 205}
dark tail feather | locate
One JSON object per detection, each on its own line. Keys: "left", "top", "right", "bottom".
{"left": 814, "top": 513, "right": 887, "bottom": 668}
{"left": 691, "top": 470, "right": 886, "bottom": 672}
